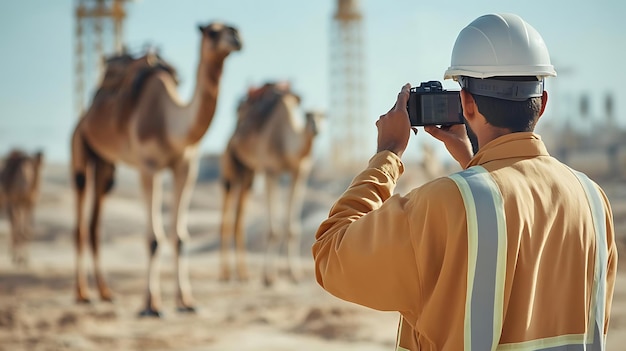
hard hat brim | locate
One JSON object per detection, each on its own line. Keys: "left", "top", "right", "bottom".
{"left": 444, "top": 65, "right": 557, "bottom": 80}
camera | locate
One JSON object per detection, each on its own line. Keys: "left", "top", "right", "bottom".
{"left": 406, "top": 81, "right": 464, "bottom": 126}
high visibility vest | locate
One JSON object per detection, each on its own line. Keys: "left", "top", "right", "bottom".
{"left": 396, "top": 166, "right": 608, "bottom": 351}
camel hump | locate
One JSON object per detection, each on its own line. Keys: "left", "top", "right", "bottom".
{"left": 128, "top": 52, "right": 179, "bottom": 98}
{"left": 98, "top": 53, "right": 135, "bottom": 91}
{"left": 115, "top": 51, "right": 178, "bottom": 130}
{"left": 98, "top": 50, "right": 178, "bottom": 97}
{"left": 236, "top": 81, "right": 301, "bottom": 133}
{"left": 91, "top": 49, "right": 179, "bottom": 131}
{"left": 245, "top": 81, "right": 291, "bottom": 101}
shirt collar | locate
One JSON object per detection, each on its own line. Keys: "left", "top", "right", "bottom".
{"left": 466, "top": 132, "right": 550, "bottom": 168}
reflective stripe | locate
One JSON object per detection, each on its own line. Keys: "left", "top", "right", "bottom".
{"left": 497, "top": 334, "right": 591, "bottom": 350}
{"left": 395, "top": 315, "right": 414, "bottom": 351}
{"left": 395, "top": 315, "right": 405, "bottom": 351}
{"left": 571, "top": 170, "right": 608, "bottom": 351}
{"left": 449, "top": 166, "right": 507, "bottom": 351}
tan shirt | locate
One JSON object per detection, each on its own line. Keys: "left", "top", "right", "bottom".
{"left": 312, "top": 132, "right": 617, "bottom": 350}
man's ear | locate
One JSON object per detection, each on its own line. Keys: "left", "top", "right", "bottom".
{"left": 460, "top": 89, "right": 477, "bottom": 122}
{"left": 539, "top": 90, "right": 548, "bottom": 117}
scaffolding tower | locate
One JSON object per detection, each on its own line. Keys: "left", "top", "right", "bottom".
{"left": 74, "top": 0, "right": 128, "bottom": 115}
{"left": 329, "top": 0, "right": 367, "bottom": 169}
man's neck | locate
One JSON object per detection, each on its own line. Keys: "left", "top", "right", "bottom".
{"left": 477, "top": 126, "right": 513, "bottom": 149}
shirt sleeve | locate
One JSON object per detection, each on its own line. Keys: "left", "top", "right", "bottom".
{"left": 312, "top": 151, "right": 420, "bottom": 312}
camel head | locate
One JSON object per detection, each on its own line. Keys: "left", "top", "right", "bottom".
{"left": 198, "top": 22, "right": 243, "bottom": 60}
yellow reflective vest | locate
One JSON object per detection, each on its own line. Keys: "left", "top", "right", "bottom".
{"left": 313, "top": 132, "right": 617, "bottom": 351}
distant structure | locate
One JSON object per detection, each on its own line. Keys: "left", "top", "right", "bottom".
{"left": 539, "top": 92, "right": 626, "bottom": 181}
{"left": 329, "top": 0, "right": 367, "bottom": 169}
{"left": 74, "top": 0, "right": 128, "bottom": 115}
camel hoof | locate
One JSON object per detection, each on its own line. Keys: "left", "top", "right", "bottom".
{"left": 219, "top": 271, "right": 231, "bottom": 283}
{"left": 99, "top": 290, "right": 114, "bottom": 302}
{"left": 138, "top": 308, "right": 163, "bottom": 318}
{"left": 76, "top": 296, "right": 91, "bottom": 304}
{"left": 263, "top": 275, "right": 275, "bottom": 288}
{"left": 176, "top": 306, "right": 197, "bottom": 314}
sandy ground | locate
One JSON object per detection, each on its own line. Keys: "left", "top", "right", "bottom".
{"left": 1, "top": 160, "right": 626, "bottom": 351}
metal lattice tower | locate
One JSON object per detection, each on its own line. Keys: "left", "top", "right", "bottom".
{"left": 330, "top": 0, "right": 367, "bottom": 169}
{"left": 74, "top": 0, "right": 128, "bottom": 115}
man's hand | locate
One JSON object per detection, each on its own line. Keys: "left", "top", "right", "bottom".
{"left": 424, "top": 124, "right": 473, "bottom": 167}
{"left": 376, "top": 83, "right": 416, "bottom": 158}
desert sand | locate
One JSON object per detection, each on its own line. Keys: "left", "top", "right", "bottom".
{"left": 1, "top": 159, "right": 625, "bottom": 351}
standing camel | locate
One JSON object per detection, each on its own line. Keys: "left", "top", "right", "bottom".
{"left": 70, "top": 22, "right": 242, "bottom": 317}
{"left": 220, "top": 82, "right": 324, "bottom": 286}
{"left": 0, "top": 149, "right": 44, "bottom": 266}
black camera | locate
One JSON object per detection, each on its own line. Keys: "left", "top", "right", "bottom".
{"left": 406, "top": 81, "right": 464, "bottom": 126}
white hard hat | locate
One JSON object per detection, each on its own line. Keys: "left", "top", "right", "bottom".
{"left": 444, "top": 13, "right": 557, "bottom": 80}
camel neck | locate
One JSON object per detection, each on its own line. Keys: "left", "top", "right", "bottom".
{"left": 185, "top": 55, "right": 225, "bottom": 145}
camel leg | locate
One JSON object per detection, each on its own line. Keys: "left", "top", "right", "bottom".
{"left": 218, "top": 150, "right": 238, "bottom": 282}
{"left": 219, "top": 176, "right": 236, "bottom": 282}
{"left": 219, "top": 151, "right": 253, "bottom": 282}
{"left": 138, "top": 171, "right": 166, "bottom": 317}
{"left": 7, "top": 204, "right": 19, "bottom": 266}
{"left": 26, "top": 204, "right": 35, "bottom": 266}
{"left": 233, "top": 168, "right": 254, "bottom": 282}
{"left": 19, "top": 203, "right": 33, "bottom": 267}
{"left": 170, "top": 158, "right": 197, "bottom": 312}
{"left": 13, "top": 206, "right": 26, "bottom": 266}
{"left": 262, "top": 172, "right": 280, "bottom": 287}
{"left": 90, "top": 156, "right": 115, "bottom": 302}
{"left": 285, "top": 167, "right": 308, "bottom": 283}
{"left": 71, "top": 129, "right": 91, "bottom": 303}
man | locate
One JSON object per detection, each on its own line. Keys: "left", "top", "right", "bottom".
{"left": 312, "top": 13, "right": 617, "bottom": 351}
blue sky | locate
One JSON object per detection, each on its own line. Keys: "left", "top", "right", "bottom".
{"left": 1, "top": 0, "right": 624, "bottom": 162}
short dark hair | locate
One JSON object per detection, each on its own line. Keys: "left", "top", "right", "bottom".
{"left": 469, "top": 76, "right": 543, "bottom": 132}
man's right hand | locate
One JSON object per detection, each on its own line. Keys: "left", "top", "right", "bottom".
{"left": 376, "top": 84, "right": 414, "bottom": 158}
{"left": 424, "top": 124, "right": 473, "bottom": 168}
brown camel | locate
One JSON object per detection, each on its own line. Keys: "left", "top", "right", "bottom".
{"left": 0, "top": 149, "right": 44, "bottom": 266}
{"left": 219, "top": 82, "right": 324, "bottom": 286}
{"left": 70, "top": 22, "right": 242, "bottom": 316}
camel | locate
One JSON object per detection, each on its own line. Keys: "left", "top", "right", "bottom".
{"left": 0, "top": 149, "right": 44, "bottom": 266}
{"left": 70, "top": 22, "right": 242, "bottom": 317}
{"left": 219, "top": 82, "right": 324, "bottom": 286}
